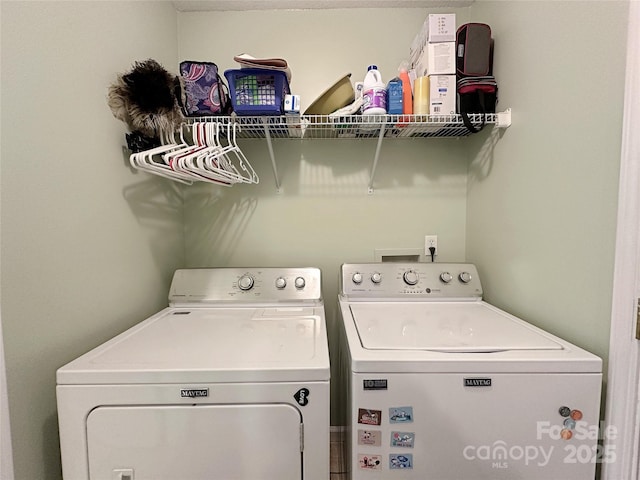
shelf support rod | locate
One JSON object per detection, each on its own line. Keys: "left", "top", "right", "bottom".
{"left": 368, "top": 120, "right": 387, "bottom": 194}
{"left": 262, "top": 118, "right": 282, "bottom": 193}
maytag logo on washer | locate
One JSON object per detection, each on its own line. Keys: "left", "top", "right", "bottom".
{"left": 464, "top": 378, "right": 492, "bottom": 387}
{"left": 180, "top": 388, "right": 209, "bottom": 398}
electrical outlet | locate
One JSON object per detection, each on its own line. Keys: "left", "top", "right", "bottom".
{"left": 425, "top": 235, "right": 438, "bottom": 257}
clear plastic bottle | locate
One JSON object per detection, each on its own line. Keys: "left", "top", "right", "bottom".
{"left": 362, "top": 65, "right": 387, "bottom": 115}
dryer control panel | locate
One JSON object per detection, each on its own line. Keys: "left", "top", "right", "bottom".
{"left": 340, "top": 263, "right": 482, "bottom": 299}
{"left": 169, "top": 267, "right": 322, "bottom": 305}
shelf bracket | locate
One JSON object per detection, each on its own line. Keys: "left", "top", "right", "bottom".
{"left": 496, "top": 108, "right": 512, "bottom": 128}
{"left": 368, "top": 121, "right": 387, "bottom": 194}
{"left": 262, "top": 118, "right": 282, "bottom": 193}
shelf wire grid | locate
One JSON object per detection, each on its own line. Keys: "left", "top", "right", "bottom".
{"left": 188, "top": 114, "right": 501, "bottom": 139}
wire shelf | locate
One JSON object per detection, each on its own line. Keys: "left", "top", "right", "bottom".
{"left": 182, "top": 110, "right": 511, "bottom": 193}
{"left": 187, "top": 111, "right": 511, "bottom": 140}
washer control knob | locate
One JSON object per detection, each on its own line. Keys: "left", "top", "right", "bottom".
{"left": 275, "top": 277, "right": 287, "bottom": 289}
{"left": 352, "top": 272, "right": 363, "bottom": 284}
{"left": 238, "top": 274, "right": 255, "bottom": 291}
{"left": 371, "top": 272, "right": 382, "bottom": 284}
{"left": 459, "top": 271, "right": 472, "bottom": 284}
{"left": 403, "top": 270, "right": 419, "bottom": 286}
{"left": 440, "top": 272, "right": 453, "bottom": 283}
{"left": 294, "top": 276, "right": 306, "bottom": 289}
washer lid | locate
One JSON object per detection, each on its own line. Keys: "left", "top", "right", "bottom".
{"left": 350, "top": 302, "right": 563, "bottom": 352}
{"left": 57, "top": 307, "right": 330, "bottom": 384}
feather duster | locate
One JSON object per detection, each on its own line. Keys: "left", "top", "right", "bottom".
{"left": 107, "top": 59, "right": 184, "bottom": 137}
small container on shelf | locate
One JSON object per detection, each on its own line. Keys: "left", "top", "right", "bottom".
{"left": 224, "top": 68, "right": 290, "bottom": 115}
{"left": 386, "top": 78, "right": 403, "bottom": 115}
{"left": 362, "top": 65, "right": 387, "bottom": 116}
{"left": 413, "top": 76, "right": 430, "bottom": 115}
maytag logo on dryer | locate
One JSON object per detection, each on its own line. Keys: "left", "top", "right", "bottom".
{"left": 180, "top": 388, "right": 209, "bottom": 398}
{"left": 464, "top": 378, "right": 492, "bottom": 387}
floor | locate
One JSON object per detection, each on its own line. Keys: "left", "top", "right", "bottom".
{"left": 330, "top": 427, "right": 348, "bottom": 479}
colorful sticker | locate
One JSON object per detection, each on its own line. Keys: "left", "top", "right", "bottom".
{"left": 358, "top": 429, "right": 382, "bottom": 446}
{"left": 389, "top": 406, "right": 413, "bottom": 423}
{"left": 358, "top": 408, "right": 382, "bottom": 426}
{"left": 358, "top": 454, "right": 383, "bottom": 470}
{"left": 390, "top": 431, "right": 415, "bottom": 448}
{"left": 389, "top": 454, "right": 413, "bottom": 469}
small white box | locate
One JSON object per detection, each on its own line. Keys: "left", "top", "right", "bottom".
{"left": 428, "top": 42, "right": 456, "bottom": 75}
{"left": 427, "top": 13, "right": 456, "bottom": 43}
{"left": 284, "top": 94, "right": 300, "bottom": 113}
{"left": 429, "top": 75, "right": 456, "bottom": 115}
{"left": 413, "top": 42, "right": 456, "bottom": 77}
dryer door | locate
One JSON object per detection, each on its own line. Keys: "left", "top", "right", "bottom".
{"left": 86, "top": 403, "right": 302, "bottom": 480}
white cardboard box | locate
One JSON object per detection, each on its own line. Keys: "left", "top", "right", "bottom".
{"left": 429, "top": 75, "right": 456, "bottom": 115}
{"left": 414, "top": 42, "right": 456, "bottom": 77}
{"left": 410, "top": 13, "right": 457, "bottom": 78}
{"left": 427, "top": 13, "right": 457, "bottom": 43}
{"left": 411, "top": 14, "right": 457, "bottom": 61}
{"left": 428, "top": 42, "right": 456, "bottom": 75}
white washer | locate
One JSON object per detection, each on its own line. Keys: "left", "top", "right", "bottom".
{"left": 338, "top": 263, "right": 602, "bottom": 480}
{"left": 57, "top": 267, "right": 330, "bottom": 480}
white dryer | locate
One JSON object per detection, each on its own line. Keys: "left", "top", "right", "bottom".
{"left": 338, "top": 263, "right": 602, "bottom": 480}
{"left": 57, "top": 267, "right": 330, "bottom": 480}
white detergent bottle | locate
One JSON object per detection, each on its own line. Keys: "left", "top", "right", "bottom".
{"left": 362, "top": 65, "right": 387, "bottom": 115}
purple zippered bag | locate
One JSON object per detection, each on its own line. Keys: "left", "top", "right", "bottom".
{"left": 179, "top": 61, "right": 232, "bottom": 116}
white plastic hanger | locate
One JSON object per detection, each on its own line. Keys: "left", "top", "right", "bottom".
{"left": 216, "top": 123, "right": 259, "bottom": 184}
{"left": 198, "top": 122, "right": 245, "bottom": 183}
{"left": 176, "top": 122, "right": 235, "bottom": 186}
{"left": 130, "top": 130, "right": 193, "bottom": 184}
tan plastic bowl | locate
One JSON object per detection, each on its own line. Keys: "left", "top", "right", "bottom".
{"left": 304, "top": 74, "right": 355, "bottom": 115}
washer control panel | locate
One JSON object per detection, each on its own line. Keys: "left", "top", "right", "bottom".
{"left": 169, "top": 267, "right": 322, "bottom": 304}
{"left": 340, "top": 263, "right": 482, "bottom": 299}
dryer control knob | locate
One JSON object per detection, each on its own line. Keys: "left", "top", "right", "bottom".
{"left": 371, "top": 272, "right": 382, "bottom": 284}
{"left": 275, "top": 277, "right": 287, "bottom": 289}
{"left": 403, "top": 270, "right": 419, "bottom": 286}
{"left": 352, "top": 272, "right": 363, "bottom": 284}
{"left": 294, "top": 276, "right": 306, "bottom": 289}
{"left": 440, "top": 272, "right": 453, "bottom": 283}
{"left": 459, "top": 271, "right": 472, "bottom": 284}
{"left": 238, "top": 274, "right": 255, "bottom": 291}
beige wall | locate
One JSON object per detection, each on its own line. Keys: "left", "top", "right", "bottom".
{"left": 0, "top": 2, "right": 183, "bottom": 478}
{"left": 465, "top": 1, "right": 628, "bottom": 369}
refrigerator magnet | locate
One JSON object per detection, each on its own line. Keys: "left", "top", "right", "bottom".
{"left": 390, "top": 431, "right": 415, "bottom": 448}
{"left": 389, "top": 406, "right": 413, "bottom": 423}
{"left": 389, "top": 454, "right": 413, "bottom": 469}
